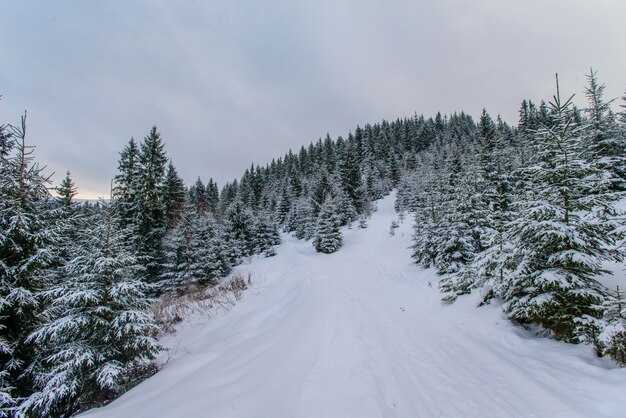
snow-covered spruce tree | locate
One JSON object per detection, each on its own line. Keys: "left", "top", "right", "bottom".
{"left": 597, "top": 286, "right": 626, "bottom": 366}
{"left": 333, "top": 188, "right": 357, "bottom": 227}
{"left": 112, "top": 138, "right": 141, "bottom": 230}
{"left": 160, "top": 201, "right": 195, "bottom": 294}
{"left": 411, "top": 154, "right": 442, "bottom": 269}
{"left": 55, "top": 171, "right": 77, "bottom": 210}
{"left": 203, "top": 226, "right": 232, "bottom": 280}
{"left": 503, "top": 76, "right": 622, "bottom": 342}
{"left": 581, "top": 69, "right": 626, "bottom": 192}
{"left": 252, "top": 213, "right": 280, "bottom": 256}
{"left": 432, "top": 149, "right": 478, "bottom": 275}
{"left": 224, "top": 200, "right": 255, "bottom": 259}
{"left": 44, "top": 171, "right": 84, "bottom": 319}
{"left": 276, "top": 186, "right": 291, "bottom": 226}
{"left": 395, "top": 176, "right": 415, "bottom": 214}
{"left": 137, "top": 126, "right": 168, "bottom": 283}
{"left": 188, "top": 177, "right": 208, "bottom": 216}
{"left": 0, "top": 115, "right": 55, "bottom": 402}
{"left": 163, "top": 161, "right": 186, "bottom": 231}
{"left": 313, "top": 195, "right": 342, "bottom": 254}
{"left": 23, "top": 201, "right": 161, "bottom": 417}
{"left": 441, "top": 111, "right": 517, "bottom": 303}
{"left": 310, "top": 170, "right": 333, "bottom": 218}
{"left": 288, "top": 197, "right": 315, "bottom": 240}
{"left": 188, "top": 214, "right": 230, "bottom": 287}
{"left": 0, "top": 325, "right": 15, "bottom": 417}
{"left": 433, "top": 183, "right": 480, "bottom": 275}
{"left": 206, "top": 178, "right": 220, "bottom": 215}
{"left": 161, "top": 200, "right": 232, "bottom": 294}
{"left": 338, "top": 142, "right": 363, "bottom": 213}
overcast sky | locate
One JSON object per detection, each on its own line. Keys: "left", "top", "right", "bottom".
{"left": 1, "top": 0, "right": 625, "bottom": 198}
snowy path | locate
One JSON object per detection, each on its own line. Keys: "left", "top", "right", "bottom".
{"left": 82, "top": 193, "right": 626, "bottom": 418}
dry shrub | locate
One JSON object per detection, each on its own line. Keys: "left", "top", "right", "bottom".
{"left": 153, "top": 273, "right": 253, "bottom": 334}
{"left": 219, "top": 272, "right": 251, "bottom": 298}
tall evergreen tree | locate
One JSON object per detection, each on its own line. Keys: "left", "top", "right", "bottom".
{"left": 55, "top": 171, "right": 77, "bottom": 210}
{"left": 313, "top": 196, "right": 342, "bottom": 254}
{"left": 310, "top": 170, "right": 332, "bottom": 212}
{"left": 113, "top": 138, "right": 141, "bottom": 229}
{"left": 224, "top": 200, "right": 254, "bottom": 258}
{"left": 411, "top": 154, "right": 442, "bottom": 268}
{"left": 137, "top": 127, "right": 168, "bottom": 282}
{"left": 0, "top": 115, "right": 54, "bottom": 400}
{"left": 503, "top": 76, "right": 622, "bottom": 342}
{"left": 287, "top": 197, "right": 315, "bottom": 240}
{"left": 0, "top": 122, "right": 16, "bottom": 417}
{"left": 189, "top": 177, "right": 207, "bottom": 215}
{"left": 339, "top": 144, "right": 363, "bottom": 212}
{"left": 24, "top": 202, "right": 161, "bottom": 417}
{"left": 206, "top": 178, "right": 220, "bottom": 214}
{"left": 333, "top": 188, "right": 357, "bottom": 227}
{"left": 581, "top": 69, "right": 626, "bottom": 192}
{"left": 430, "top": 150, "right": 477, "bottom": 274}
{"left": 163, "top": 162, "right": 186, "bottom": 230}
{"left": 160, "top": 201, "right": 195, "bottom": 293}
{"left": 252, "top": 213, "right": 281, "bottom": 256}
{"left": 188, "top": 215, "right": 230, "bottom": 286}
{"left": 441, "top": 112, "right": 517, "bottom": 303}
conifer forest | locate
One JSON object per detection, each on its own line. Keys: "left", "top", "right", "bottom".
{"left": 1, "top": 70, "right": 626, "bottom": 417}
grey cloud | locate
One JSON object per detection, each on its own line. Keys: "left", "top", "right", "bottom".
{"left": 1, "top": 0, "right": 624, "bottom": 198}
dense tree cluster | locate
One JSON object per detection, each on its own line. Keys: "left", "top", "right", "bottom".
{"left": 400, "top": 72, "right": 626, "bottom": 364}
{"left": 0, "top": 118, "right": 288, "bottom": 416}
{"left": 1, "top": 69, "right": 625, "bottom": 416}
{"left": 0, "top": 118, "right": 163, "bottom": 417}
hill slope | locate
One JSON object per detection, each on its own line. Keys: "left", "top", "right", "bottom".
{"left": 82, "top": 193, "right": 626, "bottom": 418}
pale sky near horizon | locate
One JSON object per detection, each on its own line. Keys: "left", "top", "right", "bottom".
{"left": 1, "top": 0, "right": 625, "bottom": 198}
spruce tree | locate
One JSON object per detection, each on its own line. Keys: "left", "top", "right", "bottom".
{"left": 581, "top": 69, "right": 626, "bottom": 192}
{"left": 48, "top": 171, "right": 82, "bottom": 291}
{"left": 338, "top": 143, "right": 363, "bottom": 212}
{"left": 434, "top": 185, "right": 479, "bottom": 274}
{"left": 206, "top": 178, "right": 220, "bottom": 214}
{"left": 189, "top": 215, "right": 231, "bottom": 285}
{"left": 313, "top": 196, "right": 342, "bottom": 254}
{"left": 224, "top": 201, "right": 254, "bottom": 258}
{"left": 113, "top": 138, "right": 141, "bottom": 229}
{"left": 137, "top": 127, "right": 168, "bottom": 282}
{"left": 0, "top": 115, "right": 54, "bottom": 400}
{"left": 276, "top": 186, "right": 291, "bottom": 226}
{"left": 189, "top": 177, "right": 207, "bottom": 215}
{"left": 0, "top": 327, "right": 14, "bottom": 417}
{"left": 431, "top": 150, "right": 477, "bottom": 274}
{"left": 163, "top": 162, "right": 186, "bottom": 230}
{"left": 160, "top": 201, "right": 195, "bottom": 293}
{"left": 333, "top": 188, "right": 357, "bottom": 227}
{"left": 503, "top": 76, "right": 621, "bottom": 342}
{"left": 252, "top": 213, "right": 281, "bottom": 256}
{"left": 598, "top": 286, "right": 626, "bottom": 366}
{"left": 441, "top": 112, "right": 517, "bottom": 303}
{"left": 287, "top": 198, "right": 315, "bottom": 240}
{"left": 55, "top": 171, "right": 77, "bottom": 210}
{"left": 411, "top": 155, "right": 441, "bottom": 268}
{"left": 24, "top": 201, "right": 161, "bottom": 417}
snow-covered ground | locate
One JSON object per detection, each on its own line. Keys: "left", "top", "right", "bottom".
{"left": 81, "top": 193, "right": 626, "bottom": 418}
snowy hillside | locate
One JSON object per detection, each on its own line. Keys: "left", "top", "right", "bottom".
{"left": 81, "top": 193, "right": 626, "bottom": 418}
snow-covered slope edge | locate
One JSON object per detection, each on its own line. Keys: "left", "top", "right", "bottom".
{"left": 81, "top": 192, "right": 626, "bottom": 418}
